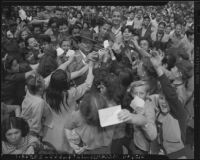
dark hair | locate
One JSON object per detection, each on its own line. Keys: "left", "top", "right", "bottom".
{"left": 80, "top": 91, "right": 108, "bottom": 127}
{"left": 48, "top": 17, "right": 59, "bottom": 27}
{"left": 101, "top": 73, "right": 124, "bottom": 105}
{"left": 142, "top": 57, "right": 158, "bottom": 78}
{"left": 163, "top": 53, "right": 177, "bottom": 70}
{"left": 57, "top": 18, "right": 68, "bottom": 28}
{"left": 121, "top": 25, "right": 134, "bottom": 34}
{"left": 37, "top": 50, "right": 58, "bottom": 78}
{"left": 1, "top": 117, "right": 29, "bottom": 142}
{"left": 76, "top": 11, "right": 83, "bottom": 19}
{"left": 98, "top": 18, "right": 112, "bottom": 27}
{"left": 46, "top": 69, "right": 70, "bottom": 113}
{"left": 185, "top": 29, "right": 194, "bottom": 37}
{"left": 158, "top": 21, "right": 167, "bottom": 27}
{"left": 26, "top": 73, "right": 44, "bottom": 95}
{"left": 115, "top": 67, "right": 133, "bottom": 89}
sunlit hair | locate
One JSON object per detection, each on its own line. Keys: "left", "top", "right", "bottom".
{"left": 127, "top": 80, "right": 150, "bottom": 94}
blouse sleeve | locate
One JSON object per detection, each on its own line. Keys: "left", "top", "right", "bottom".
{"left": 68, "top": 68, "right": 94, "bottom": 101}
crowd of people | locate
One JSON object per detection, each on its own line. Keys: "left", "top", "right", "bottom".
{"left": 1, "top": 2, "right": 194, "bottom": 158}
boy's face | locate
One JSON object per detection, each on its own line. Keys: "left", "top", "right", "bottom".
{"left": 112, "top": 11, "right": 121, "bottom": 26}
{"left": 158, "top": 94, "right": 170, "bottom": 114}
{"left": 131, "top": 85, "right": 148, "bottom": 100}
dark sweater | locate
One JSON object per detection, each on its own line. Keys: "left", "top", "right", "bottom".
{"left": 158, "top": 74, "right": 187, "bottom": 143}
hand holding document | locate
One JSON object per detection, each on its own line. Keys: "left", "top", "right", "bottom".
{"left": 98, "top": 105, "right": 124, "bottom": 127}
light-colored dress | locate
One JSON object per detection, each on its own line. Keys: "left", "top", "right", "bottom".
{"left": 42, "top": 74, "right": 93, "bottom": 153}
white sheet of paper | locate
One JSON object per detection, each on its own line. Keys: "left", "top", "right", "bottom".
{"left": 98, "top": 105, "right": 123, "bottom": 127}
{"left": 130, "top": 96, "right": 145, "bottom": 109}
{"left": 56, "top": 47, "right": 64, "bottom": 56}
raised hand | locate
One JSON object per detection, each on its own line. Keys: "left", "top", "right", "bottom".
{"left": 118, "top": 109, "right": 133, "bottom": 123}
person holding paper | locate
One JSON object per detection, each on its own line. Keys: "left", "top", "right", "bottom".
{"left": 118, "top": 80, "right": 157, "bottom": 154}
{"left": 65, "top": 91, "right": 115, "bottom": 154}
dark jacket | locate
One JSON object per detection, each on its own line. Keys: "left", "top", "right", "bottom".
{"left": 1, "top": 73, "right": 26, "bottom": 105}
{"left": 158, "top": 74, "right": 187, "bottom": 143}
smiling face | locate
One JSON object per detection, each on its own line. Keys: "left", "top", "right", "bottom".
{"left": 5, "top": 128, "right": 22, "bottom": 145}
{"left": 123, "top": 28, "right": 132, "bottom": 41}
{"left": 112, "top": 11, "right": 121, "bottom": 26}
{"left": 158, "top": 94, "right": 170, "bottom": 114}
{"left": 61, "top": 40, "right": 71, "bottom": 52}
{"left": 27, "top": 37, "right": 40, "bottom": 50}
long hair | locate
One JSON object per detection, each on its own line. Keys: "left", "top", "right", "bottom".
{"left": 80, "top": 91, "right": 108, "bottom": 127}
{"left": 46, "top": 69, "right": 70, "bottom": 113}
{"left": 101, "top": 73, "right": 125, "bottom": 105}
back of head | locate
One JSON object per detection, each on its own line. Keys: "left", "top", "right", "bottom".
{"left": 26, "top": 73, "right": 44, "bottom": 95}
{"left": 46, "top": 69, "right": 70, "bottom": 113}
{"left": 80, "top": 91, "right": 108, "bottom": 127}
{"left": 175, "top": 59, "right": 193, "bottom": 82}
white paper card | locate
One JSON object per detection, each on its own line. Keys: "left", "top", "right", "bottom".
{"left": 103, "top": 40, "right": 109, "bottom": 49}
{"left": 19, "top": 9, "right": 27, "bottom": 20}
{"left": 98, "top": 105, "right": 123, "bottom": 127}
{"left": 56, "top": 47, "right": 64, "bottom": 57}
{"left": 66, "top": 49, "right": 75, "bottom": 57}
{"left": 130, "top": 96, "right": 145, "bottom": 109}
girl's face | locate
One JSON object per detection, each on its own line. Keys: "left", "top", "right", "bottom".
{"left": 123, "top": 28, "right": 132, "bottom": 41}
{"left": 21, "top": 31, "right": 29, "bottom": 40}
{"left": 6, "top": 128, "right": 22, "bottom": 145}
{"left": 61, "top": 40, "right": 71, "bottom": 52}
